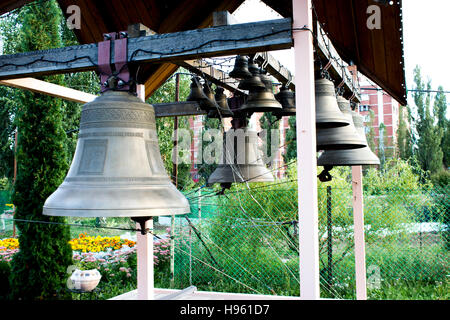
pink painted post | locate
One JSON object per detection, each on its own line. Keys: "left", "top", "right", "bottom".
{"left": 292, "top": 0, "right": 321, "bottom": 299}
{"left": 352, "top": 165, "right": 367, "bottom": 300}
{"left": 135, "top": 84, "right": 155, "bottom": 300}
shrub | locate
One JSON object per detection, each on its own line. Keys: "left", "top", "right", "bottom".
{"left": 431, "top": 170, "right": 450, "bottom": 187}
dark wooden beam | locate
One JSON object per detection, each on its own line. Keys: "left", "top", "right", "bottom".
{"left": 153, "top": 101, "right": 206, "bottom": 118}
{"left": 252, "top": 52, "right": 295, "bottom": 91}
{"left": 315, "top": 22, "right": 361, "bottom": 102}
{"left": 0, "top": 18, "right": 292, "bottom": 80}
{"left": 178, "top": 60, "right": 243, "bottom": 94}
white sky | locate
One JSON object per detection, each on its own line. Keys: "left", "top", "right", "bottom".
{"left": 402, "top": 0, "right": 450, "bottom": 92}
{"left": 233, "top": 0, "right": 450, "bottom": 107}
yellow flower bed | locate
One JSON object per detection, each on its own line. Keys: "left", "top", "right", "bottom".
{"left": 1, "top": 234, "right": 135, "bottom": 253}
{"left": 0, "top": 238, "right": 19, "bottom": 251}
{"left": 69, "top": 233, "right": 135, "bottom": 253}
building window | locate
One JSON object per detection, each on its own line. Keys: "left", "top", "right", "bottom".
{"left": 359, "top": 105, "right": 370, "bottom": 112}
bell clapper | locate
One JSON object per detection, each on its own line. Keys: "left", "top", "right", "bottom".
{"left": 131, "top": 217, "right": 153, "bottom": 235}
{"left": 317, "top": 165, "right": 334, "bottom": 182}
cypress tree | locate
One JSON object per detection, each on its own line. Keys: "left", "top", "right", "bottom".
{"left": 282, "top": 116, "right": 297, "bottom": 163}
{"left": 397, "top": 105, "right": 413, "bottom": 161}
{"left": 366, "top": 109, "right": 377, "bottom": 153}
{"left": 9, "top": 1, "right": 73, "bottom": 300}
{"left": 412, "top": 66, "right": 444, "bottom": 174}
{"left": 378, "top": 123, "right": 386, "bottom": 170}
{"left": 433, "top": 86, "right": 449, "bottom": 168}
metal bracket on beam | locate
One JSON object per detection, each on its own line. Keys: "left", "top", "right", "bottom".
{"left": 99, "top": 31, "right": 132, "bottom": 93}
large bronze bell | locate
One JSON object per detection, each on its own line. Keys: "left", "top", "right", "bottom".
{"left": 229, "top": 55, "right": 252, "bottom": 79}
{"left": 208, "top": 87, "right": 234, "bottom": 118}
{"left": 43, "top": 91, "right": 190, "bottom": 217}
{"left": 315, "top": 78, "right": 350, "bottom": 128}
{"left": 239, "top": 71, "right": 282, "bottom": 113}
{"left": 207, "top": 127, "right": 274, "bottom": 187}
{"left": 238, "top": 62, "right": 266, "bottom": 91}
{"left": 317, "top": 111, "right": 380, "bottom": 166}
{"left": 274, "top": 86, "right": 296, "bottom": 117}
{"left": 316, "top": 96, "right": 366, "bottom": 150}
{"left": 186, "top": 77, "right": 217, "bottom": 111}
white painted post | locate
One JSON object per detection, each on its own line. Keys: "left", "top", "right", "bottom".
{"left": 135, "top": 84, "right": 155, "bottom": 300}
{"left": 136, "top": 218, "right": 155, "bottom": 300}
{"left": 292, "top": 0, "right": 321, "bottom": 299}
{"left": 352, "top": 165, "right": 367, "bottom": 300}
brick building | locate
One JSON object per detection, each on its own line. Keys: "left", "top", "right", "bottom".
{"left": 357, "top": 74, "right": 403, "bottom": 159}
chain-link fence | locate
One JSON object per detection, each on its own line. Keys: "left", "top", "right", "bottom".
{"left": 0, "top": 184, "right": 448, "bottom": 300}
{"left": 172, "top": 184, "right": 449, "bottom": 300}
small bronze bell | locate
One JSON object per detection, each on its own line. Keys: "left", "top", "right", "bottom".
{"left": 187, "top": 76, "right": 207, "bottom": 101}
{"left": 207, "top": 127, "right": 274, "bottom": 187}
{"left": 208, "top": 87, "right": 234, "bottom": 118}
{"left": 186, "top": 77, "right": 217, "bottom": 111}
{"left": 238, "top": 62, "right": 266, "bottom": 91}
{"left": 274, "top": 86, "right": 296, "bottom": 117}
{"left": 43, "top": 91, "right": 190, "bottom": 218}
{"left": 315, "top": 78, "right": 350, "bottom": 128}
{"left": 229, "top": 55, "right": 252, "bottom": 79}
{"left": 203, "top": 81, "right": 216, "bottom": 102}
{"left": 317, "top": 111, "right": 380, "bottom": 166}
{"left": 239, "top": 71, "right": 282, "bottom": 114}
{"left": 316, "top": 96, "right": 367, "bottom": 150}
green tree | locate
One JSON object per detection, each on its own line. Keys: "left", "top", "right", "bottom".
{"left": 433, "top": 86, "right": 449, "bottom": 168}
{"left": 0, "top": 90, "right": 16, "bottom": 181}
{"left": 8, "top": 1, "right": 73, "bottom": 300}
{"left": 397, "top": 105, "right": 413, "bottom": 160}
{"left": 282, "top": 116, "right": 296, "bottom": 163}
{"left": 366, "top": 109, "right": 377, "bottom": 153}
{"left": 0, "top": 12, "right": 22, "bottom": 183}
{"left": 412, "top": 66, "right": 444, "bottom": 174}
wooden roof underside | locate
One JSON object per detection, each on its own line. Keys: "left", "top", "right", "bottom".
{"left": 262, "top": 0, "right": 406, "bottom": 105}
{"left": 0, "top": 0, "right": 406, "bottom": 105}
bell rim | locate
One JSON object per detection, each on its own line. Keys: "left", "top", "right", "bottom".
{"left": 317, "top": 148, "right": 380, "bottom": 166}
{"left": 316, "top": 143, "right": 367, "bottom": 151}
{"left": 207, "top": 164, "right": 275, "bottom": 185}
{"left": 43, "top": 206, "right": 190, "bottom": 217}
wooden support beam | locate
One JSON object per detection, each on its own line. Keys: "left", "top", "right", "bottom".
{"left": 212, "top": 11, "right": 239, "bottom": 27}
{"left": 212, "top": 11, "right": 293, "bottom": 92}
{"left": 315, "top": 22, "right": 361, "bottom": 102}
{"left": 0, "top": 18, "right": 292, "bottom": 80}
{"left": 352, "top": 165, "right": 367, "bottom": 300}
{"left": 0, "top": 78, "right": 97, "bottom": 103}
{"left": 252, "top": 52, "right": 295, "bottom": 91}
{"left": 294, "top": 0, "right": 321, "bottom": 300}
{"left": 209, "top": 11, "right": 359, "bottom": 100}
{"left": 178, "top": 60, "right": 242, "bottom": 94}
{"left": 0, "top": 75, "right": 207, "bottom": 118}
{"left": 154, "top": 101, "right": 206, "bottom": 118}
